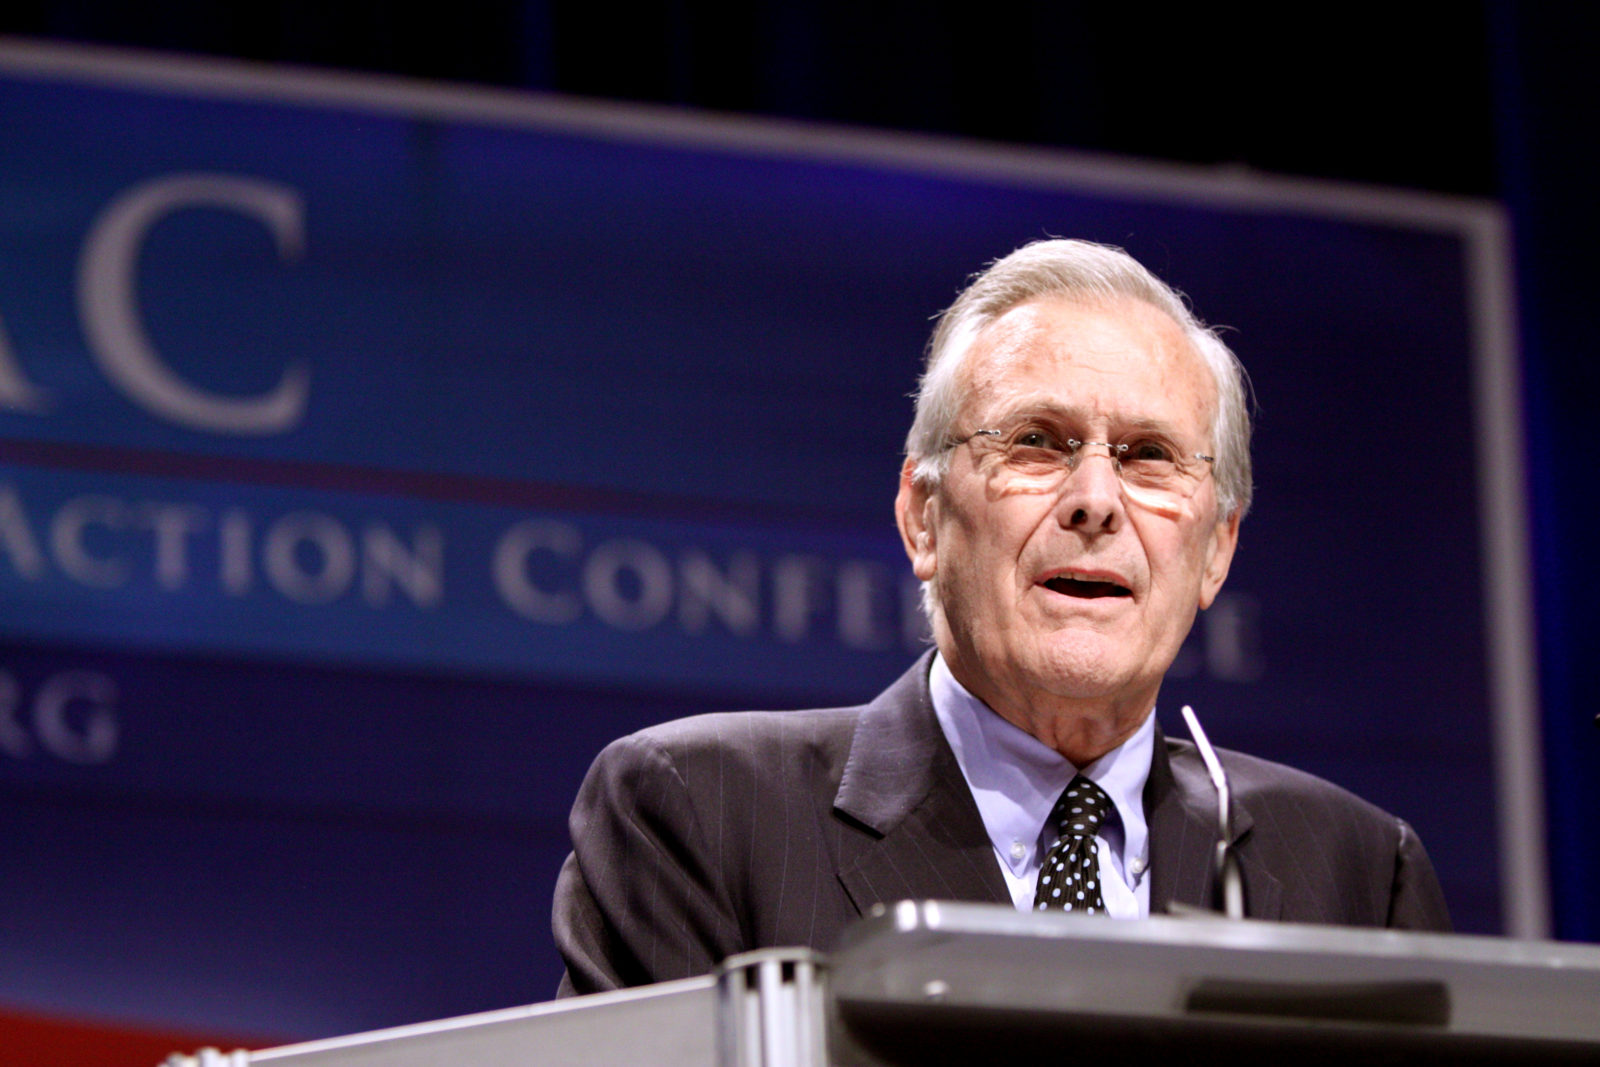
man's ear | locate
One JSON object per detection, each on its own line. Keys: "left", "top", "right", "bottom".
{"left": 1198, "top": 508, "right": 1241, "bottom": 610}
{"left": 895, "top": 459, "right": 939, "bottom": 582}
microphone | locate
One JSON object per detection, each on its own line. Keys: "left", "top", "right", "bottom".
{"left": 1180, "top": 705, "right": 1244, "bottom": 920}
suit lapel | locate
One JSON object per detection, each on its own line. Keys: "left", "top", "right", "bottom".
{"left": 1146, "top": 728, "right": 1282, "bottom": 920}
{"left": 829, "top": 673, "right": 1287, "bottom": 921}
{"left": 833, "top": 654, "right": 1011, "bottom": 913}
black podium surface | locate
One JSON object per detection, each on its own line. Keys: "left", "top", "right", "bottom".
{"left": 827, "top": 902, "right": 1600, "bottom": 1065}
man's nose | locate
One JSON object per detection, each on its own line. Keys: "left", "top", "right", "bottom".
{"left": 1056, "top": 446, "right": 1123, "bottom": 532}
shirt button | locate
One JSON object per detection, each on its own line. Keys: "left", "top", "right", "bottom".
{"left": 1129, "top": 855, "right": 1148, "bottom": 876}
{"left": 1009, "top": 840, "right": 1026, "bottom": 862}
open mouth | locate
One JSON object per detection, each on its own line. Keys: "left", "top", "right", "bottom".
{"left": 1042, "top": 575, "right": 1132, "bottom": 599}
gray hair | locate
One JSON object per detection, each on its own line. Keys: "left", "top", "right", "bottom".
{"left": 905, "top": 239, "right": 1253, "bottom": 520}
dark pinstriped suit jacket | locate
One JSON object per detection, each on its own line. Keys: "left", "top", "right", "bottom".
{"left": 553, "top": 653, "right": 1451, "bottom": 996}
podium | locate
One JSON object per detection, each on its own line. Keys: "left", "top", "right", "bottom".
{"left": 165, "top": 902, "right": 1600, "bottom": 1066}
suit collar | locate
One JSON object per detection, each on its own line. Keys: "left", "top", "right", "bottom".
{"left": 1146, "top": 726, "right": 1281, "bottom": 919}
{"left": 833, "top": 652, "right": 1011, "bottom": 911}
{"left": 833, "top": 650, "right": 947, "bottom": 833}
{"left": 831, "top": 664, "right": 1285, "bottom": 921}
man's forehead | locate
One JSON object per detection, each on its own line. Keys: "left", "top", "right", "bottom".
{"left": 976, "top": 394, "right": 1197, "bottom": 431}
{"left": 958, "top": 298, "right": 1217, "bottom": 432}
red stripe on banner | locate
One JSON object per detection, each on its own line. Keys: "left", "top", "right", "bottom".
{"left": 0, "top": 436, "right": 837, "bottom": 528}
{"left": 0, "top": 1006, "right": 265, "bottom": 1067}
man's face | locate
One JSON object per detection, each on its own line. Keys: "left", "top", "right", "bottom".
{"left": 897, "top": 294, "right": 1240, "bottom": 724}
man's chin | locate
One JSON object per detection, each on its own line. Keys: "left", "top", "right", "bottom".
{"left": 1020, "top": 642, "right": 1151, "bottom": 706}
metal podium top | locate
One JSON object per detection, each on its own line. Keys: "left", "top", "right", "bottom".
{"left": 167, "top": 903, "right": 1600, "bottom": 1067}
{"left": 825, "top": 901, "right": 1600, "bottom": 1064}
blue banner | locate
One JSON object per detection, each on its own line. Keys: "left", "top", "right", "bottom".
{"left": 0, "top": 44, "right": 1528, "bottom": 1041}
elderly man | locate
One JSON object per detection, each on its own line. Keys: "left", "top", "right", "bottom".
{"left": 553, "top": 239, "right": 1451, "bottom": 996}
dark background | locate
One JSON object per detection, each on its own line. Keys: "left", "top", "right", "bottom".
{"left": 1, "top": 0, "right": 1596, "bottom": 1044}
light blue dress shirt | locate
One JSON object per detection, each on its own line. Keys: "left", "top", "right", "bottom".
{"left": 928, "top": 653, "right": 1152, "bottom": 917}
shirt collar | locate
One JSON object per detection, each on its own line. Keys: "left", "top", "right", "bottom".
{"left": 929, "top": 652, "right": 1153, "bottom": 877}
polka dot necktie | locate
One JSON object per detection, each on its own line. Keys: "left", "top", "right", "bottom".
{"left": 1034, "top": 775, "right": 1115, "bottom": 914}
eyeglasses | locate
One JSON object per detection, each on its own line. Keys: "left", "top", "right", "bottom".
{"left": 948, "top": 422, "right": 1215, "bottom": 511}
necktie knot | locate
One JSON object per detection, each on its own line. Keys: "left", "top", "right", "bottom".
{"left": 1047, "top": 774, "right": 1115, "bottom": 844}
